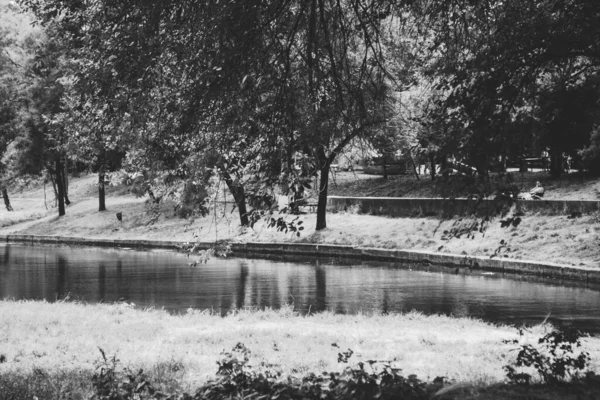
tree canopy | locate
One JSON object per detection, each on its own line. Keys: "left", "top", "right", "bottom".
{"left": 2, "top": 0, "right": 599, "bottom": 227}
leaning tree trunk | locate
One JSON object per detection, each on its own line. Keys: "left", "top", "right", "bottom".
{"left": 2, "top": 188, "right": 13, "bottom": 211}
{"left": 98, "top": 163, "right": 106, "bottom": 212}
{"left": 221, "top": 170, "right": 249, "bottom": 227}
{"left": 409, "top": 153, "right": 420, "bottom": 181}
{"left": 55, "top": 158, "right": 66, "bottom": 216}
{"left": 315, "top": 161, "right": 331, "bottom": 231}
{"left": 230, "top": 184, "right": 249, "bottom": 227}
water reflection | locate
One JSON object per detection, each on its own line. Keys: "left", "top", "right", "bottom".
{"left": 1, "top": 243, "right": 600, "bottom": 334}
{"left": 56, "top": 256, "right": 67, "bottom": 300}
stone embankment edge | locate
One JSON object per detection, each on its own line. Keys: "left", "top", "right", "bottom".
{"left": 2, "top": 234, "right": 599, "bottom": 283}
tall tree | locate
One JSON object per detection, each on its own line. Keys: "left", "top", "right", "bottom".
{"left": 413, "top": 0, "right": 600, "bottom": 177}
{"left": 23, "top": 0, "right": 421, "bottom": 230}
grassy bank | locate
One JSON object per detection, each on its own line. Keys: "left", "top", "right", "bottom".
{"left": 2, "top": 301, "right": 600, "bottom": 399}
{"left": 1, "top": 174, "right": 600, "bottom": 268}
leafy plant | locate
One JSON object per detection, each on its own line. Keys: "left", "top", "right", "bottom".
{"left": 178, "top": 242, "right": 232, "bottom": 266}
{"left": 503, "top": 327, "right": 591, "bottom": 385}
{"left": 91, "top": 348, "right": 162, "bottom": 400}
{"left": 490, "top": 239, "right": 510, "bottom": 259}
{"left": 194, "top": 343, "right": 443, "bottom": 399}
{"left": 267, "top": 215, "right": 305, "bottom": 237}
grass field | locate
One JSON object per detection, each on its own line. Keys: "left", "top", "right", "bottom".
{"left": 2, "top": 301, "right": 600, "bottom": 399}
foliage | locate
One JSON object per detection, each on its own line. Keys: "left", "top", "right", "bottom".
{"left": 266, "top": 215, "right": 305, "bottom": 237}
{"left": 503, "top": 326, "right": 591, "bottom": 385}
{"left": 12, "top": 0, "right": 600, "bottom": 228}
{"left": 413, "top": 0, "right": 600, "bottom": 177}
{"left": 178, "top": 241, "right": 232, "bottom": 267}
{"left": 194, "top": 342, "right": 441, "bottom": 400}
{"left": 175, "top": 181, "right": 209, "bottom": 219}
{"left": 0, "top": 3, "right": 41, "bottom": 185}
{"left": 0, "top": 368, "right": 92, "bottom": 400}
{"left": 18, "top": 0, "right": 418, "bottom": 231}
{"left": 91, "top": 348, "right": 165, "bottom": 400}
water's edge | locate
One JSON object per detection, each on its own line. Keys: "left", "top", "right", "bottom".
{"left": 2, "top": 234, "right": 598, "bottom": 283}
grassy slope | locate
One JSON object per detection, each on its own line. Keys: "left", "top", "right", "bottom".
{"left": 1, "top": 172, "right": 599, "bottom": 267}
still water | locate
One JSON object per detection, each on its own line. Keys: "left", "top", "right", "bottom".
{"left": 2, "top": 243, "right": 600, "bottom": 334}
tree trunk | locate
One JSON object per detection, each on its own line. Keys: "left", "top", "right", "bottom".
{"left": 2, "top": 188, "right": 13, "bottom": 211}
{"left": 98, "top": 168, "right": 106, "bottom": 211}
{"left": 409, "top": 153, "right": 420, "bottom": 180}
{"left": 550, "top": 149, "right": 563, "bottom": 178}
{"left": 49, "top": 172, "right": 58, "bottom": 206}
{"left": 231, "top": 184, "right": 249, "bottom": 226}
{"left": 55, "top": 158, "right": 66, "bottom": 216}
{"left": 430, "top": 155, "right": 436, "bottom": 181}
{"left": 221, "top": 171, "right": 249, "bottom": 227}
{"left": 381, "top": 157, "right": 387, "bottom": 179}
{"left": 64, "top": 190, "right": 71, "bottom": 206}
{"left": 441, "top": 155, "right": 449, "bottom": 181}
{"left": 315, "top": 162, "right": 330, "bottom": 231}
{"left": 63, "top": 159, "right": 70, "bottom": 205}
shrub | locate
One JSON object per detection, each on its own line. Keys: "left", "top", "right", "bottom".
{"left": 91, "top": 348, "right": 163, "bottom": 400}
{"left": 0, "top": 368, "right": 91, "bottom": 400}
{"left": 503, "top": 326, "right": 591, "bottom": 385}
{"left": 193, "top": 342, "right": 442, "bottom": 399}
{"left": 175, "top": 182, "right": 209, "bottom": 218}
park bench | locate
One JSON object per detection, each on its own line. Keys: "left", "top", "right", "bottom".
{"left": 522, "top": 157, "right": 549, "bottom": 171}
{"left": 278, "top": 195, "right": 318, "bottom": 213}
{"left": 306, "top": 202, "right": 318, "bottom": 213}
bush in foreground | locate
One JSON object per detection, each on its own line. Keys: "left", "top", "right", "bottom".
{"left": 88, "top": 342, "right": 443, "bottom": 400}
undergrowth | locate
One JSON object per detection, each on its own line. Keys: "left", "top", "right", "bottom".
{"left": 503, "top": 326, "right": 591, "bottom": 385}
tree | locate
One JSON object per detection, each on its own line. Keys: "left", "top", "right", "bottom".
{"left": 22, "top": 0, "right": 425, "bottom": 231}
{"left": 0, "top": 33, "right": 18, "bottom": 210}
{"left": 413, "top": 0, "right": 600, "bottom": 177}
{"left": 0, "top": 3, "right": 34, "bottom": 211}
{"left": 26, "top": 34, "right": 72, "bottom": 215}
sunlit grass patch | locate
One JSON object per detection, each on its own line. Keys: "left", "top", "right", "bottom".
{"left": 1, "top": 300, "right": 523, "bottom": 383}
{"left": 1, "top": 300, "right": 600, "bottom": 399}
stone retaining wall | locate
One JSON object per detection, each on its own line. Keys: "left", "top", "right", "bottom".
{"left": 3, "top": 234, "right": 598, "bottom": 283}
{"left": 327, "top": 196, "right": 600, "bottom": 218}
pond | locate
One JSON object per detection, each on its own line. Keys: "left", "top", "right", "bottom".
{"left": 2, "top": 243, "right": 600, "bottom": 334}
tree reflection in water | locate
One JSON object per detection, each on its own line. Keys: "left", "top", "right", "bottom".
{"left": 314, "top": 262, "right": 327, "bottom": 313}
{"left": 236, "top": 261, "right": 248, "bottom": 310}
{"left": 55, "top": 255, "right": 67, "bottom": 300}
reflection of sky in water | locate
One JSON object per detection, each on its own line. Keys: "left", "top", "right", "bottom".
{"left": 1, "top": 244, "right": 600, "bottom": 333}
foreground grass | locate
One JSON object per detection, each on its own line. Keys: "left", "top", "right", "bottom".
{"left": 1, "top": 301, "right": 600, "bottom": 399}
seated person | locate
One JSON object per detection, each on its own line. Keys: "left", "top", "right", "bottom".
{"left": 517, "top": 181, "right": 545, "bottom": 200}
{"left": 530, "top": 181, "right": 544, "bottom": 198}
